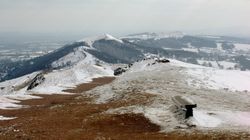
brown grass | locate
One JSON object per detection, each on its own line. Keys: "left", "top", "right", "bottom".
{"left": 63, "top": 77, "right": 115, "bottom": 93}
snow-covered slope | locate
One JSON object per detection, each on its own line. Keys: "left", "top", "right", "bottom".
{"left": 51, "top": 46, "right": 87, "bottom": 68}
{"left": 186, "top": 67, "right": 250, "bottom": 92}
{"left": 79, "top": 33, "right": 123, "bottom": 48}
{"left": 1, "top": 41, "right": 250, "bottom": 131}
{"left": 0, "top": 50, "right": 113, "bottom": 111}
{"left": 33, "top": 51, "right": 113, "bottom": 94}
{"left": 85, "top": 58, "right": 250, "bottom": 131}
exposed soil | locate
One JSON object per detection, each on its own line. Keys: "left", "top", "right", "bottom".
{"left": 0, "top": 77, "right": 249, "bottom": 140}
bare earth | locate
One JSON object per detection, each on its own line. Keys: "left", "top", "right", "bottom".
{"left": 0, "top": 77, "right": 249, "bottom": 140}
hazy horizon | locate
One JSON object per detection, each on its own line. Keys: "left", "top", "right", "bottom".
{"left": 0, "top": 0, "right": 250, "bottom": 38}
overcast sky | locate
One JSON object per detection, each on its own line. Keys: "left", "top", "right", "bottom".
{"left": 0, "top": 0, "right": 250, "bottom": 37}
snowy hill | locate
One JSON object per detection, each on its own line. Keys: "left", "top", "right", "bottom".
{"left": 33, "top": 51, "right": 113, "bottom": 94}
{"left": 0, "top": 51, "right": 113, "bottom": 109}
{"left": 0, "top": 33, "right": 250, "bottom": 114}
{"left": 0, "top": 41, "right": 88, "bottom": 82}
{"left": 80, "top": 34, "right": 143, "bottom": 64}
{"left": 1, "top": 33, "right": 250, "bottom": 109}
{"left": 1, "top": 53, "right": 250, "bottom": 132}
{"left": 0, "top": 34, "right": 142, "bottom": 82}
{"left": 86, "top": 58, "right": 250, "bottom": 131}
{"left": 80, "top": 33, "right": 123, "bottom": 47}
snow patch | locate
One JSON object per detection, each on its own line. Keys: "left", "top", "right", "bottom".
{"left": 192, "top": 109, "right": 222, "bottom": 128}
{"left": 234, "top": 43, "right": 250, "bottom": 51}
{"left": 192, "top": 110, "right": 250, "bottom": 128}
{"left": 183, "top": 48, "right": 199, "bottom": 53}
{"left": 187, "top": 68, "right": 250, "bottom": 92}
{"left": 0, "top": 96, "right": 22, "bottom": 109}
{"left": 0, "top": 116, "right": 16, "bottom": 121}
{"left": 218, "top": 61, "right": 237, "bottom": 69}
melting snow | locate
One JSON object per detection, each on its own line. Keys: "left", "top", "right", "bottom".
{"left": 0, "top": 116, "right": 16, "bottom": 121}
{"left": 0, "top": 96, "right": 22, "bottom": 109}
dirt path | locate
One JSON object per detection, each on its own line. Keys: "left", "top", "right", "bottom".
{"left": 0, "top": 77, "right": 249, "bottom": 140}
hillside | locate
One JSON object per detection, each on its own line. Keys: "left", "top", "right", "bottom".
{"left": 0, "top": 33, "right": 250, "bottom": 139}
{"left": 0, "top": 58, "right": 250, "bottom": 139}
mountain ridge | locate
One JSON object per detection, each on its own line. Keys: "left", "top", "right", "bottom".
{"left": 1, "top": 33, "right": 250, "bottom": 82}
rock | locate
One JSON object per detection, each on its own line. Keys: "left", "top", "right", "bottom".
{"left": 27, "top": 73, "right": 45, "bottom": 90}
{"left": 128, "top": 63, "right": 133, "bottom": 68}
{"left": 114, "top": 67, "right": 126, "bottom": 76}
{"left": 156, "top": 59, "right": 170, "bottom": 63}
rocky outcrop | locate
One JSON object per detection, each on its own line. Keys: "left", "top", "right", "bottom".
{"left": 27, "top": 73, "right": 45, "bottom": 90}
{"left": 156, "top": 59, "right": 170, "bottom": 63}
{"left": 114, "top": 67, "right": 126, "bottom": 76}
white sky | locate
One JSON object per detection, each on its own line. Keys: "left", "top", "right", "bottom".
{"left": 0, "top": 0, "right": 250, "bottom": 37}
